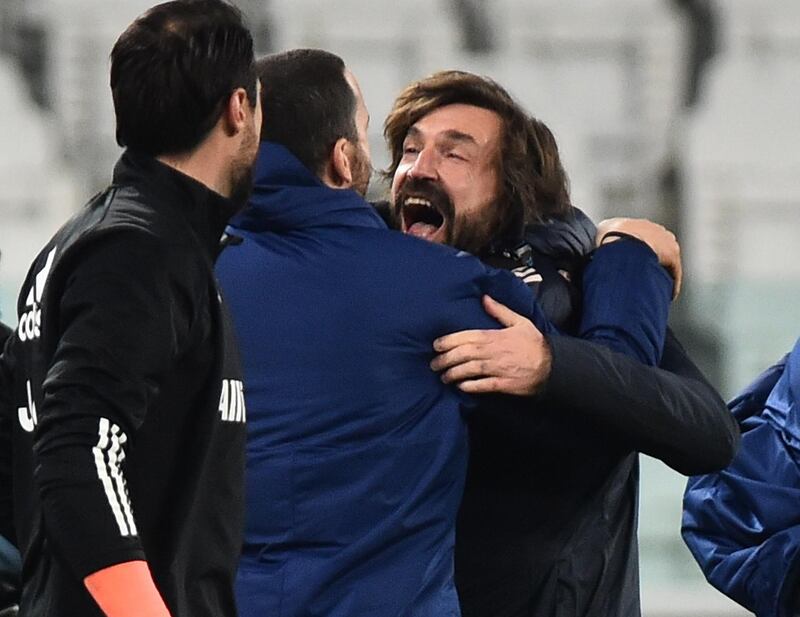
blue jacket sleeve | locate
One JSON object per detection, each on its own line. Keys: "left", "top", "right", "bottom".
{"left": 427, "top": 249, "right": 555, "bottom": 340}
{"left": 682, "top": 340, "right": 800, "bottom": 617}
{"left": 579, "top": 238, "right": 672, "bottom": 365}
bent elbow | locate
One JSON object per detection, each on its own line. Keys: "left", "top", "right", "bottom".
{"left": 708, "top": 420, "right": 742, "bottom": 470}
{"left": 673, "top": 418, "right": 741, "bottom": 476}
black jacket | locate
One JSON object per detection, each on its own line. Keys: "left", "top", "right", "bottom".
{"left": 0, "top": 152, "right": 247, "bottom": 617}
{"left": 454, "top": 208, "right": 740, "bottom": 617}
{"left": 0, "top": 323, "right": 17, "bottom": 614}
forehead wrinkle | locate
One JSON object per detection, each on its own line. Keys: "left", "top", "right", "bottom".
{"left": 404, "top": 125, "right": 481, "bottom": 150}
{"left": 438, "top": 129, "right": 479, "bottom": 147}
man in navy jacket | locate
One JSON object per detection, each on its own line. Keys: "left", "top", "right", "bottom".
{"left": 217, "top": 49, "right": 676, "bottom": 617}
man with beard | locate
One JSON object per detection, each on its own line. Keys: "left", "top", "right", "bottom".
{"left": 382, "top": 70, "right": 739, "bottom": 617}
{"left": 0, "top": 2, "right": 261, "bottom": 616}
{"left": 217, "top": 49, "right": 689, "bottom": 617}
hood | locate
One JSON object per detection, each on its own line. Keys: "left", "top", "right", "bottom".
{"left": 230, "top": 141, "right": 386, "bottom": 234}
{"left": 524, "top": 207, "right": 597, "bottom": 262}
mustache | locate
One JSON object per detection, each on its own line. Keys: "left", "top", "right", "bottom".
{"left": 394, "top": 178, "right": 454, "bottom": 220}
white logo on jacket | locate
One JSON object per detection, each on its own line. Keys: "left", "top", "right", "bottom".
{"left": 18, "top": 247, "right": 57, "bottom": 343}
{"left": 219, "top": 379, "right": 246, "bottom": 423}
{"left": 512, "top": 265, "right": 543, "bottom": 284}
{"left": 18, "top": 380, "right": 38, "bottom": 433}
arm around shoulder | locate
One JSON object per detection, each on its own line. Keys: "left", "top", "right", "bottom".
{"left": 543, "top": 330, "right": 739, "bottom": 475}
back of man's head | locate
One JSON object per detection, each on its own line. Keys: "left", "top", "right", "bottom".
{"left": 256, "top": 49, "right": 358, "bottom": 176}
{"left": 111, "top": 0, "right": 257, "bottom": 157}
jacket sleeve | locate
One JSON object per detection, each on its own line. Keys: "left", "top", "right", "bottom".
{"left": 33, "top": 231, "right": 187, "bottom": 580}
{"left": 578, "top": 238, "right": 671, "bottom": 365}
{"left": 541, "top": 239, "right": 739, "bottom": 475}
{"left": 682, "top": 342, "right": 800, "bottom": 617}
{"left": 543, "top": 332, "right": 738, "bottom": 474}
{"left": 682, "top": 415, "right": 800, "bottom": 617}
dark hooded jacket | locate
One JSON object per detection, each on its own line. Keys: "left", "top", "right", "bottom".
{"left": 454, "top": 209, "right": 740, "bottom": 617}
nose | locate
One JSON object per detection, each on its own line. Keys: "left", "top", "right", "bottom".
{"left": 406, "top": 147, "right": 439, "bottom": 181}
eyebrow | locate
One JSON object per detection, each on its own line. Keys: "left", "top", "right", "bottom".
{"left": 405, "top": 126, "right": 479, "bottom": 147}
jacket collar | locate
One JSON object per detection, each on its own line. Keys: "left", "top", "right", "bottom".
{"left": 112, "top": 149, "right": 236, "bottom": 258}
{"left": 230, "top": 141, "right": 386, "bottom": 234}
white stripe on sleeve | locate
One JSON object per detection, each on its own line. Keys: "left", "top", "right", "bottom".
{"left": 92, "top": 418, "right": 135, "bottom": 537}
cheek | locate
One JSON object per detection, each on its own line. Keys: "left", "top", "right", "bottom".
{"left": 466, "top": 170, "right": 501, "bottom": 211}
{"left": 390, "top": 167, "right": 410, "bottom": 199}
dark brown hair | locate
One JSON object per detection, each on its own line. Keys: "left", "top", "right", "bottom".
{"left": 256, "top": 49, "right": 357, "bottom": 175}
{"left": 384, "top": 70, "right": 571, "bottom": 245}
{"left": 111, "top": 0, "right": 257, "bottom": 156}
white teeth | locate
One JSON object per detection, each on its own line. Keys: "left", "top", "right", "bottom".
{"left": 404, "top": 197, "right": 432, "bottom": 208}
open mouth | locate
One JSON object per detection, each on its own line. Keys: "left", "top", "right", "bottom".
{"left": 401, "top": 196, "right": 446, "bottom": 241}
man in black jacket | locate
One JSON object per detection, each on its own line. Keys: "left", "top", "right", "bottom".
{"left": 0, "top": 2, "right": 260, "bottom": 616}
{"left": 382, "top": 70, "right": 739, "bottom": 617}
{"left": 0, "top": 293, "right": 18, "bottom": 617}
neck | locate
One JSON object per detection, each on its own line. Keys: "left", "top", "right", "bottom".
{"left": 157, "top": 140, "right": 231, "bottom": 198}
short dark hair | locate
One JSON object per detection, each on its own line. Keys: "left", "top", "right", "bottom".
{"left": 110, "top": 0, "right": 257, "bottom": 157}
{"left": 255, "top": 49, "right": 358, "bottom": 175}
{"left": 384, "top": 70, "right": 571, "bottom": 245}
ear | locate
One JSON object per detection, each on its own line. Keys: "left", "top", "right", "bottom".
{"left": 221, "top": 87, "right": 250, "bottom": 137}
{"left": 326, "top": 137, "right": 353, "bottom": 188}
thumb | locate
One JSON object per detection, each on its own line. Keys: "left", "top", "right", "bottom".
{"left": 482, "top": 295, "right": 524, "bottom": 328}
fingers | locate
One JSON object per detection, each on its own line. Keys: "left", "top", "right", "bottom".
{"left": 434, "top": 297, "right": 531, "bottom": 352}
{"left": 438, "top": 360, "right": 491, "bottom": 384}
{"left": 481, "top": 295, "right": 524, "bottom": 328}
{"left": 433, "top": 330, "right": 488, "bottom": 353}
{"left": 672, "top": 254, "right": 683, "bottom": 300}
{"left": 430, "top": 343, "right": 485, "bottom": 372}
{"left": 454, "top": 377, "right": 507, "bottom": 394}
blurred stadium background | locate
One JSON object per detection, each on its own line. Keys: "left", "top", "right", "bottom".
{"left": 1, "top": 0, "right": 798, "bottom": 614}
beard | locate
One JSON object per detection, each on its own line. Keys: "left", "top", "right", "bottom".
{"left": 227, "top": 121, "right": 259, "bottom": 215}
{"left": 229, "top": 162, "right": 254, "bottom": 211}
{"left": 347, "top": 142, "right": 372, "bottom": 197}
{"left": 450, "top": 212, "right": 498, "bottom": 256}
{"left": 393, "top": 177, "right": 498, "bottom": 255}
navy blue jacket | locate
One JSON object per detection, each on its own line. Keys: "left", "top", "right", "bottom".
{"left": 216, "top": 143, "right": 671, "bottom": 617}
{"left": 683, "top": 337, "right": 800, "bottom": 617}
